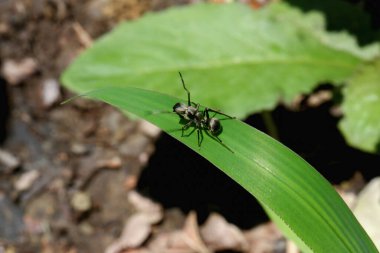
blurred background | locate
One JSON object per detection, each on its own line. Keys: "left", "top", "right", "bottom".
{"left": 1, "top": 0, "right": 380, "bottom": 252}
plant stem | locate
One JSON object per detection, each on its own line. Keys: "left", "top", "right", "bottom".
{"left": 262, "top": 111, "right": 279, "bottom": 140}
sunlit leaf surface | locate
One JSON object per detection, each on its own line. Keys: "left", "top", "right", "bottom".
{"left": 339, "top": 60, "right": 380, "bottom": 153}
{"left": 61, "top": 2, "right": 373, "bottom": 118}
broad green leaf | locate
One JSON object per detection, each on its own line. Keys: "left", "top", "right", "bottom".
{"left": 84, "top": 87, "right": 377, "bottom": 252}
{"left": 61, "top": 2, "right": 371, "bottom": 119}
{"left": 339, "top": 60, "right": 380, "bottom": 153}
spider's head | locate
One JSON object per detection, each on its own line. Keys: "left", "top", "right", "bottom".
{"left": 173, "top": 102, "right": 187, "bottom": 116}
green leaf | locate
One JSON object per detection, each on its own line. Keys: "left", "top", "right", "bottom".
{"left": 84, "top": 87, "right": 377, "bottom": 253}
{"left": 61, "top": 2, "right": 372, "bottom": 119}
{"left": 339, "top": 60, "right": 380, "bottom": 153}
{"left": 263, "top": 204, "right": 312, "bottom": 253}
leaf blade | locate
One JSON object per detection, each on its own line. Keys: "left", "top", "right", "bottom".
{"left": 61, "top": 2, "right": 369, "bottom": 118}
{"left": 85, "top": 87, "right": 377, "bottom": 253}
{"left": 339, "top": 60, "right": 380, "bottom": 153}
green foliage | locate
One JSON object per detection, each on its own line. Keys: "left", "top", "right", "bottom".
{"left": 339, "top": 59, "right": 380, "bottom": 153}
{"left": 84, "top": 87, "right": 377, "bottom": 253}
{"left": 61, "top": 2, "right": 377, "bottom": 119}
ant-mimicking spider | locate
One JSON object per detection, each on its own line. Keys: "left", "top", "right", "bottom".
{"left": 173, "top": 72, "right": 235, "bottom": 152}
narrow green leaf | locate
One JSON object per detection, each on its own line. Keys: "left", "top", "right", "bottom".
{"left": 61, "top": 2, "right": 371, "bottom": 118}
{"left": 84, "top": 87, "right": 377, "bottom": 253}
{"left": 339, "top": 60, "right": 380, "bottom": 153}
{"left": 263, "top": 204, "right": 312, "bottom": 253}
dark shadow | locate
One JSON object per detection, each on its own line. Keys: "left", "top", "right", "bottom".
{"left": 137, "top": 131, "right": 268, "bottom": 229}
{"left": 374, "top": 142, "right": 380, "bottom": 155}
{"left": 285, "top": 0, "right": 380, "bottom": 45}
{"left": 251, "top": 87, "right": 380, "bottom": 183}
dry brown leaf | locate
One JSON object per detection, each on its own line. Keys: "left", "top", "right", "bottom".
{"left": 336, "top": 172, "right": 365, "bottom": 209}
{"left": 149, "top": 231, "right": 197, "bottom": 253}
{"left": 353, "top": 177, "right": 380, "bottom": 251}
{"left": 182, "top": 212, "right": 210, "bottom": 253}
{"left": 72, "top": 22, "right": 93, "bottom": 48}
{"left": 105, "top": 192, "right": 164, "bottom": 253}
{"left": 14, "top": 170, "right": 40, "bottom": 192}
{"left": 337, "top": 189, "right": 357, "bottom": 209}
{"left": 200, "top": 212, "right": 248, "bottom": 251}
{"left": 128, "top": 191, "right": 163, "bottom": 224}
{"left": 0, "top": 149, "right": 20, "bottom": 173}
{"left": 1, "top": 58, "right": 38, "bottom": 85}
{"left": 105, "top": 213, "right": 152, "bottom": 253}
{"left": 147, "top": 211, "right": 209, "bottom": 253}
{"left": 138, "top": 120, "right": 161, "bottom": 139}
{"left": 244, "top": 222, "right": 284, "bottom": 253}
{"left": 307, "top": 90, "right": 332, "bottom": 107}
{"left": 124, "top": 175, "right": 138, "bottom": 191}
{"left": 286, "top": 240, "right": 300, "bottom": 253}
{"left": 122, "top": 249, "right": 151, "bottom": 253}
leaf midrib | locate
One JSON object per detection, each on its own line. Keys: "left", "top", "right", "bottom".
{"left": 92, "top": 56, "right": 359, "bottom": 76}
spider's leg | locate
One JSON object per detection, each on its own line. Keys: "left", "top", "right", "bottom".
{"left": 204, "top": 107, "right": 210, "bottom": 120}
{"left": 204, "top": 130, "right": 234, "bottom": 153}
{"left": 181, "top": 121, "right": 193, "bottom": 137}
{"left": 182, "top": 126, "right": 196, "bottom": 137}
{"left": 205, "top": 108, "right": 235, "bottom": 119}
{"left": 197, "top": 128, "right": 204, "bottom": 147}
{"left": 179, "top": 72, "right": 191, "bottom": 106}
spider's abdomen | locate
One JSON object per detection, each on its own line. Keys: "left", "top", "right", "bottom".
{"left": 209, "top": 118, "right": 222, "bottom": 135}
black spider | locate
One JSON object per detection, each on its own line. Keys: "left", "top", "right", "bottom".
{"left": 173, "top": 72, "right": 235, "bottom": 152}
